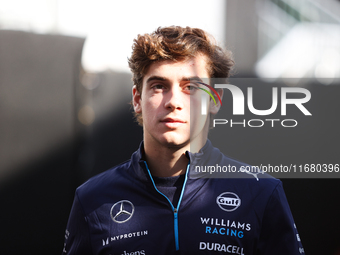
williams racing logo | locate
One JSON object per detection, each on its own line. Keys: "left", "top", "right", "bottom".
{"left": 217, "top": 192, "right": 241, "bottom": 212}
{"left": 110, "top": 200, "right": 134, "bottom": 223}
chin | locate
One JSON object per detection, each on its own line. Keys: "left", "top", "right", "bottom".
{"left": 159, "top": 135, "right": 190, "bottom": 148}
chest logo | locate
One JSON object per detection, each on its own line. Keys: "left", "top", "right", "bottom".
{"left": 110, "top": 200, "right": 135, "bottom": 223}
{"left": 216, "top": 192, "right": 241, "bottom": 212}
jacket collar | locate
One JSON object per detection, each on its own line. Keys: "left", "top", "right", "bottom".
{"left": 130, "top": 140, "right": 219, "bottom": 181}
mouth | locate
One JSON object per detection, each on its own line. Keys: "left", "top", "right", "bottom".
{"left": 160, "top": 118, "right": 186, "bottom": 128}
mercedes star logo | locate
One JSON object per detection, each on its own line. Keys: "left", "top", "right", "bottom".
{"left": 110, "top": 200, "right": 135, "bottom": 223}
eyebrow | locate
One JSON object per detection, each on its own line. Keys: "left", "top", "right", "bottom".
{"left": 145, "top": 76, "right": 168, "bottom": 84}
{"left": 145, "top": 75, "right": 204, "bottom": 84}
{"left": 185, "top": 76, "right": 204, "bottom": 83}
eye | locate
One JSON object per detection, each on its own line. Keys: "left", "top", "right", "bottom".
{"left": 152, "top": 84, "right": 165, "bottom": 91}
{"left": 183, "top": 83, "right": 199, "bottom": 94}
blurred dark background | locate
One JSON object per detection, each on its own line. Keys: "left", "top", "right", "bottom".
{"left": 1, "top": 0, "right": 340, "bottom": 254}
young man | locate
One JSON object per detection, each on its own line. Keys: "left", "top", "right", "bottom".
{"left": 62, "top": 26, "right": 304, "bottom": 255}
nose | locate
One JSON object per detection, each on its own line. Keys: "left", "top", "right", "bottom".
{"left": 164, "top": 86, "right": 184, "bottom": 111}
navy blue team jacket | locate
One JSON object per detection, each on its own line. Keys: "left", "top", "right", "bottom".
{"left": 62, "top": 140, "right": 304, "bottom": 255}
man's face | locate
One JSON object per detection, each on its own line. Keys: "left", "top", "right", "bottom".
{"left": 132, "top": 54, "right": 220, "bottom": 151}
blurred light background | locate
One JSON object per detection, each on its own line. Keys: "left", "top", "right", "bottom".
{"left": 0, "top": 0, "right": 225, "bottom": 72}
{"left": 0, "top": 0, "right": 339, "bottom": 254}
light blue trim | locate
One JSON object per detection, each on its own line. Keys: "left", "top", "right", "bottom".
{"left": 177, "top": 163, "right": 190, "bottom": 210}
{"left": 144, "top": 161, "right": 190, "bottom": 251}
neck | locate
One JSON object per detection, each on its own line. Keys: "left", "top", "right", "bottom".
{"left": 143, "top": 141, "right": 188, "bottom": 177}
{"left": 143, "top": 120, "right": 209, "bottom": 177}
{"left": 143, "top": 137, "right": 207, "bottom": 178}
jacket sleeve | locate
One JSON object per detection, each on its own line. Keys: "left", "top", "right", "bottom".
{"left": 257, "top": 182, "right": 304, "bottom": 255}
{"left": 62, "top": 192, "right": 93, "bottom": 255}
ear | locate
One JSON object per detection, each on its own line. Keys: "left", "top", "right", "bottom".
{"left": 132, "top": 85, "right": 142, "bottom": 114}
{"left": 209, "top": 88, "right": 223, "bottom": 115}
